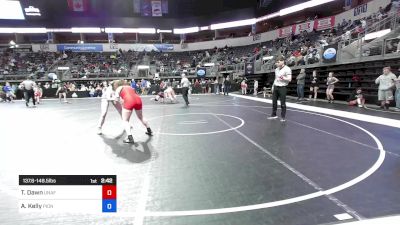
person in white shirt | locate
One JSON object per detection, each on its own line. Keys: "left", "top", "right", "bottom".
{"left": 268, "top": 56, "right": 292, "bottom": 122}
{"left": 375, "top": 67, "right": 397, "bottom": 110}
{"left": 180, "top": 73, "right": 190, "bottom": 106}
{"left": 20, "top": 76, "right": 37, "bottom": 107}
{"left": 253, "top": 79, "right": 258, "bottom": 96}
{"left": 96, "top": 81, "right": 123, "bottom": 135}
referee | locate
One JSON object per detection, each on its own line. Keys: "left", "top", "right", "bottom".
{"left": 180, "top": 73, "right": 190, "bottom": 106}
{"left": 268, "top": 56, "right": 292, "bottom": 122}
{"left": 20, "top": 75, "right": 37, "bottom": 107}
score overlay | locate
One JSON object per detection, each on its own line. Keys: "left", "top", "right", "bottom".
{"left": 18, "top": 175, "right": 117, "bottom": 213}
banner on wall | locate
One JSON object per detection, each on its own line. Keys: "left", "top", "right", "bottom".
{"left": 47, "top": 32, "right": 54, "bottom": 43}
{"left": 245, "top": 62, "right": 255, "bottom": 75}
{"left": 57, "top": 44, "right": 103, "bottom": 52}
{"left": 294, "top": 21, "right": 315, "bottom": 35}
{"left": 141, "top": 0, "right": 152, "bottom": 16}
{"left": 353, "top": 3, "right": 368, "bottom": 17}
{"left": 39, "top": 44, "right": 50, "bottom": 51}
{"left": 345, "top": 0, "right": 352, "bottom": 9}
{"left": 278, "top": 26, "right": 294, "bottom": 38}
{"left": 154, "top": 44, "right": 174, "bottom": 51}
{"left": 151, "top": 0, "right": 162, "bottom": 16}
{"left": 322, "top": 43, "right": 338, "bottom": 63}
{"left": 196, "top": 67, "right": 206, "bottom": 77}
{"left": 314, "top": 16, "right": 335, "bottom": 31}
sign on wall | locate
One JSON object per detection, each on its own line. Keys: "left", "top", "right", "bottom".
{"left": 314, "top": 16, "right": 335, "bottom": 31}
{"left": 354, "top": 3, "right": 368, "bottom": 17}
{"left": 245, "top": 62, "right": 255, "bottom": 75}
{"left": 278, "top": 26, "right": 294, "bottom": 38}
{"left": 322, "top": 43, "right": 338, "bottom": 63}
{"left": 56, "top": 44, "right": 103, "bottom": 52}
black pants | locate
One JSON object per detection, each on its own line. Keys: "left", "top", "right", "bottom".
{"left": 271, "top": 86, "right": 287, "bottom": 118}
{"left": 182, "top": 87, "right": 189, "bottom": 105}
{"left": 224, "top": 85, "right": 230, "bottom": 95}
{"left": 24, "top": 90, "right": 35, "bottom": 105}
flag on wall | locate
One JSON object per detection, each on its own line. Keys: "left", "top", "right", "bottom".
{"left": 161, "top": 0, "right": 168, "bottom": 14}
{"left": 133, "top": 0, "right": 141, "bottom": 13}
{"left": 67, "top": 0, "right": 89, "bottom": 12}
{"left": 151, "top": 1, "right": 162, "bottom": 17}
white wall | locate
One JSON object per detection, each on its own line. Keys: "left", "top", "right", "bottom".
{"left": 173, "top": 30, "right": 276, "bottom": 51}
{"left": 335, "top": 0, "right": 391, "bottom": 26}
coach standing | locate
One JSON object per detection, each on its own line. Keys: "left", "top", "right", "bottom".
{"left": 268, "top": 56, "right": 292, "bottom": 122}
{"left": 180, "top": 73, "right": 190, "bottom": 106}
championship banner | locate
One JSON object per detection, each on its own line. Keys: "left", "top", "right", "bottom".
{"left": 294, "top": 21, "right": 314, "bottom": 35}
{"left": 154, "top": 44, "right": 174, "bottom": 51}
{"left": 278, "top": 26, "right": 294, "bottom": 38}
{"left": 314, "top": 16, "right": 335, "bottom": 31}
{"left": 141, "top": 0, "right": 152, "bottom": 16}
{"left": 353, "top": 3, "right": 368, "bottom": 17}
{"left": 57, "top": 44, "right": 103, "bottom": 52}
{"left": 161, "top": 0, "right": 168, "bottom": 14}
{"left": 322, "top": 43, "right": 338, "bottom": 63}
{"left": 151, "top": 0, "right": 162, "bottom": 17}
{"left": 245, "top": 62, "right": 255, "bottom": 75}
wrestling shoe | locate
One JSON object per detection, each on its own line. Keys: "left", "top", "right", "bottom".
{"left": 145, "top": 128, "right": 153, "bottom": 136}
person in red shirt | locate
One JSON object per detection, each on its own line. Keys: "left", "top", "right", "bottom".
{"left": 112, "top": 80, "right": 152, "bottom": 144}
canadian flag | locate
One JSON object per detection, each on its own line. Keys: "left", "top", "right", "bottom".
{"left": 67, "top": 0, "right": 89, "bottom": 12}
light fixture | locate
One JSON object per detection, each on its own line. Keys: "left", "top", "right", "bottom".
{"left": 210, "top": 18, "right": 256, "bottom": 30}
{"left": 157, "top": 29, "right": 173, "bottom": 33}
{"left": 46, "top": 28, "right": 73, "bottom": 33}
{"left": 9, "top": 40, "right": 15, "bottom": 45}
{"left": 71, "top": 27, "right": 101, "bottom": 33}
{"left": 256, "top": 12, "right": 280, "bottom": 22}
{"left": 279, "top": 0, "right": 336, "bottom": 16}
{"left": 173, "top": 27, "right": 199, "bottom": 34}
{"left": 0, "top": 27, "right": 46, "bottom": 33}
{"left": 104, "top": 28, "right": 156, "bottom": 34}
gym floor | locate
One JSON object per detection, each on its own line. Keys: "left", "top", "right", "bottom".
{"left": 0, "top": 94, "right": 399, "bottom": 225}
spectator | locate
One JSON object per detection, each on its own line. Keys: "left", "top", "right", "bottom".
{"left": 241, "top": 79, "right": 247, "bottom": 95}
{"left": 309, "top": 70, "right": 319, "bottom": 100}
{"left": 395, "top": 72, "right": 400, "bottom": 111}
{"left": 2, "top": 82, "right": 15, "bottom": 103}
{"left": 296, "top": 68, "right": 306, "bottom": 101}
{"left": 348, "top": 88, "right": 365, "bottom": 108}
{"left": 89, "top": 86, "right": 95, "bottom": 97}
{"left": 326, "top": 72, "right": 339, "bottom": 103}
{"left": 375, "top": 67, "right": 396, "bottom": 110}
{"left": 223, "top": 77, "right": 231, "bottom": 96}
{"left": 253, "top": 79, "right": 258, "bottom": 96}
{"left": 201, "top": 79, "right": 206, "bottom": 93}
{"left": 213, "top": 78, "right": 219, "bottom": 94}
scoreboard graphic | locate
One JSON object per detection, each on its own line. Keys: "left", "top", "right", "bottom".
{"left": 18, "top": 175, "right": 117, "bottom": 213}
